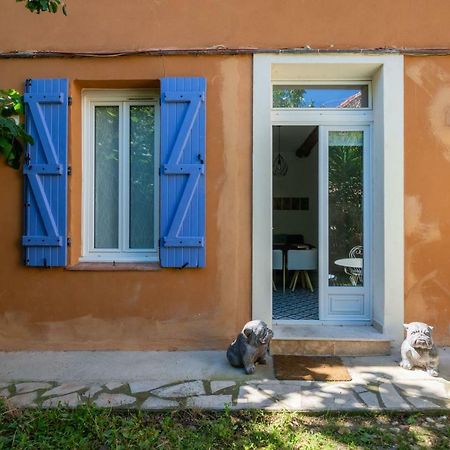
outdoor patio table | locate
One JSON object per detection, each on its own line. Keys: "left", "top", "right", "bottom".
{"left": 334, "top": 258, "right": 363, "bottom": 286}
{"left": 334, "top": 258, "right": 363, "bottom": 269}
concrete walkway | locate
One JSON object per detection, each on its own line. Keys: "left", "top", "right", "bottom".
{"left": 0, "top": 349, "right": 449, "bottom": 411}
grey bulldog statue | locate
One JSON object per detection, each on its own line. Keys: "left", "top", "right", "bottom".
{"left": 227, "top": 320, "right": 273, "bottom": 374}
{"left": 400, "top": 322, "right": 439, "bottom": 377}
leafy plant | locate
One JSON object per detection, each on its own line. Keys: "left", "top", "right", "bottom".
{"left": 0, "top": 89, "right": 33, "bottom": 169}
{"left": 17, "top": 0, "right": 67, "bottom": 15}
{"left": 273, "top": 86, "right": 307, "bottom": 108}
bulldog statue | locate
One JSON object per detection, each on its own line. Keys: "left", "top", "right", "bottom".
{"left": 227, "top": 320, "right": 273, "bottom": 374}
{"left": 400, "top": 322, "right": 439, "bottom": 377}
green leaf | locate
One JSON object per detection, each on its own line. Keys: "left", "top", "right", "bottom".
{"left": 0, "top": 136, "right": 13, "bottom": 152}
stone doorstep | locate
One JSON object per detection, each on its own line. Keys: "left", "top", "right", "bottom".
{"left": 271, "top": 339, "right": 391, "bottom": 356}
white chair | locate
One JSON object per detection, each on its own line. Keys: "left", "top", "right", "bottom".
{"left": 345, "top": 245, "right": 363, "bottom": 285}
{"left": 272, "top": 249, "right": 284, "bottom": 292}
{"left": 287, "top": 249, "right": 318, "bottom": 293}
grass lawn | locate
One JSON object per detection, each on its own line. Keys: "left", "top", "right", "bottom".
{"left": 0, "top": 401, "right": 448, "bottom": 449}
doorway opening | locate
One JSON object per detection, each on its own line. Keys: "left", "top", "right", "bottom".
{"left": 253, "top": 55, "right": 405, "bottom": 344}
{"left": 272, "top": 124, "right": 370, "bottom": 323}
{"left": 272, "top": 125, "right": 319, "bottom": 320}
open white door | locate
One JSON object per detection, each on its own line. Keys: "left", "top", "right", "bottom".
{"left": 318, "top": 126, "right": 371, "bottom": 321}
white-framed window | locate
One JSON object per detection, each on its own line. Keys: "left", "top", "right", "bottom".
{"left": 81, "top": 89, "right": 160, "bottom": 262}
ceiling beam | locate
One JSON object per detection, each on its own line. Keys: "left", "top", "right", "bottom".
{"left": 296, "top": 127, "right": 318, "bottom": 158}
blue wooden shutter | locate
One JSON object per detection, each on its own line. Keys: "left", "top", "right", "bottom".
{"left": 160, "top": 77, "right": 206, "bottom": 268}
{"left": 22, "top": 78, "right": 69, "bottom": 267}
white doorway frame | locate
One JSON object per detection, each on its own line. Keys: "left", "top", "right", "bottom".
{"left": 252, "top": 54, "right": 404, "bottom": 346}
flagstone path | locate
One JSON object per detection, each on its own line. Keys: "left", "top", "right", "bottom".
{"left": 0, "top": 376, "right": 448, "bottom": 411}
{"left": 0, "top": 350, "right": 449, "bottom": 411}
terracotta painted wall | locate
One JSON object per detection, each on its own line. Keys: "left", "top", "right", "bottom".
{"left": 0, "top": 56, "right": 253, "bottom": 350}
{"left": 1, "top": 0, "right": 450, "bottom": 52}
{"left": 1, "top": 1, "right": 450, "bottom": 348}
{"left": 405, "top": 57, "right": 450, "bottom": 345}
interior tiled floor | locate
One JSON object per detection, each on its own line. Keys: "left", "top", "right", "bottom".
{"left": 272, "top": 288, "right": 319, "bottom": 320}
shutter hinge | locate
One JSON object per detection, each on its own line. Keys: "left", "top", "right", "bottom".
{"left": 67, "top": 237, "right": 71, "bottom": 247}
{"left": 68, "top": 96, "right": 72, "bottom": 106}
{"left": 158, "top": 167, "right": 161, "bottom": 176}
{"left": 67, "top": 165, "right": 72, "bottom": 176}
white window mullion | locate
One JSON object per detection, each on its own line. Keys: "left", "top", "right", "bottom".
{"left": 122, "top": 102, "right": 131, "bottom": 252}
{"left": 88, "top": 101, "right": 96, "bottom": 254}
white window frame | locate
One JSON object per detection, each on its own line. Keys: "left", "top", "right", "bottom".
{"left": 81, "top": 89, "right": 160, "bottom": 263}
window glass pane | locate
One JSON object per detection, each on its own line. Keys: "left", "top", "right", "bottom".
{"left": 328, "top": 131, "right": 364, "bottom": 287}
{"left": 129, "top": 105, "right": 155, "bottom": 249}
{"left": 94, "top": 106, "right": 119, "bottom": 249}
{"left": 273, "top": 85, "right": 369, "bottom": 108}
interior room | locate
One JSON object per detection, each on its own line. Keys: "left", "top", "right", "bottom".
{"left": 272, "top": 125, "right": 319, "bottom": 321}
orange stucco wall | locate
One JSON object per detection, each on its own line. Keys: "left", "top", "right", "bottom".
{"left": 1, "top": 0, "right": 450, "bottom": 52}
{"left": 404, "top": 57, "right": 450, "bottom": 345}
{"left": 0, "top": 56, "right": 253, "bottom": 350}
{"left": 0, "top": 1, "right": 450, "bottom": 349}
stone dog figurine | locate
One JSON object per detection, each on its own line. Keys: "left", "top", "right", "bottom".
{"left": 227, "top": 320, "right": 273, "bottom": 374}
{"left": 400, "top": 322, "right": 439, "bottom": 377}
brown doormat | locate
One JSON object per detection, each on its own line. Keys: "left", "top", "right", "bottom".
{"left": 273, "top": 355, "right": 352, "bottom": 381}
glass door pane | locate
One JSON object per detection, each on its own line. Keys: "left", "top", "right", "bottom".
{"left": 327, "top": 130, "right": 364, "bottom": 287}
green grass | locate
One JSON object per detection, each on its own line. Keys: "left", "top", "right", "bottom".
{"left": 0, "top": 401, "right": 448, "bottom": 449}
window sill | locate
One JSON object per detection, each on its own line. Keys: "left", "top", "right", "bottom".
{"left": 66, "top": 262, "right": 161, "bottom": 271}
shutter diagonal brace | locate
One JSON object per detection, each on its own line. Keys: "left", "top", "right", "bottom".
{"left": 25, "top": 95, "right": 63, "bottom": 166}
{"left": 22, "top": 175, "right": 61, "bottom": 246}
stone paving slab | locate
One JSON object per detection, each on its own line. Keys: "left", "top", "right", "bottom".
{"left": 186, "top": 395, "right": 233, "bottom": 410}
{"left": 105, "top": 382, "right": 124, "bottom": 391}
{"left": 129, "top": 381, "right": 166, "bottom": 394}
{"left": 94, "top": 393, "right": 136, "bottom": 408}
{"left": 379, "top": 383, "right": 412, "bottom": 410}
{"left": 210, "top": 380, "right": 236, "bottom": 393}
{"left": 15, "top": 382, "right": 52, "bottom": 394}
{"left": 42, "top": 393, "right": 81, "bottom": 408}
{"left": 359, "top": 390, "right": 382, "bottom": 410}
{"left": 85, "top": 385, "right": 103, "bottom": 399}
{"left": 152, "top": 381, "right": 206, "bottom": 398}
{"left": 42, "top": 383, "right": 86, "bottom": 398}
{"left": 141, "top": 396, "right": 179, "bottom": 410}
{"left": 7, "top": 392, "right": 38, "bottom": 408}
